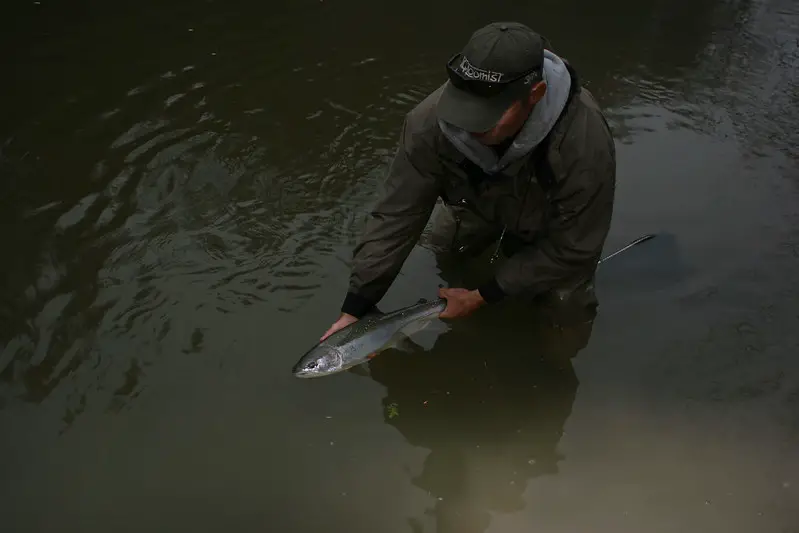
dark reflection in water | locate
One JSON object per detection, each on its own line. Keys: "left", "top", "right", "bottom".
{"left": 366, "top": 305, "right": 592, "bottom": 533}
{"left": 602, "top": 0, "right": 799, "bottom": 162}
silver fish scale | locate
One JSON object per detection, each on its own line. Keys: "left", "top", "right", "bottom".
{"left": 328, "top": 299, "right": 446, "bottom": 348}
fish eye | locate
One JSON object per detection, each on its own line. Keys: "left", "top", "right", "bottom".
{"left": 307, "top": 361, "right": 317, "bottom": 369}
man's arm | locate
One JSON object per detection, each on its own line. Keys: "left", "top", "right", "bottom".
{"left": 478, "top": 151, "right": 616, "bottom": 302}
{"left": 340, "top": 120, "right": 442, "bottom": 318}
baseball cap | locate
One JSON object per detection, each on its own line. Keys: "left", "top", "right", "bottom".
{"left": 437, "top": 22, "right": 546, "bottom": 133}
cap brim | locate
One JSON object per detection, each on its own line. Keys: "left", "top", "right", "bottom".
{"left": 436, "top": 81, "right": 523, "bottom": 133}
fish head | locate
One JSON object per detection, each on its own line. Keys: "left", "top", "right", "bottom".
{"left": 292, "top": 343, "right": 344, "bottom": 378}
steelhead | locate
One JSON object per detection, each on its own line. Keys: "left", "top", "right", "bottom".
{"left": 292, "top": 233, "right": 660, "bottom": 379}
{"left": 292, "top": 298, "right": 447, "bottom": 378}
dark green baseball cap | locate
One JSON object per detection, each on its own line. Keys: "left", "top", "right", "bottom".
{"left": 437, "top": 22, "right": 546, "bottom": 133}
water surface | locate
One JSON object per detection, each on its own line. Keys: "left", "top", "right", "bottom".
{"left": 1, "top": 0, "right": 797, "bottom": 531}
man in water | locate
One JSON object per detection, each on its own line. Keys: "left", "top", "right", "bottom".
{"left": 321, "top": 21, "right": 616, "bottom": 340}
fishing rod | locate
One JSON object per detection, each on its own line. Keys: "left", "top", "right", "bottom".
{"left": 598, "top": 233, "right": 656, "bottom": 265}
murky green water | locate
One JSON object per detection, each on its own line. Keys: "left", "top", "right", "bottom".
{"left": 1, "top": 0, "right": 797, "bottom": 531}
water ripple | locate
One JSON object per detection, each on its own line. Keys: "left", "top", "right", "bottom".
{"left": 607, "top": 0, "right": 798, "bottom": 165}
{"left": 0, "top": 40, "right": 412, "bottom": 423}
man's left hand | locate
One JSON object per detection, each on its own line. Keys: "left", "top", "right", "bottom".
{"left": 438, "top": 288, "right": 486, "bottom": 319}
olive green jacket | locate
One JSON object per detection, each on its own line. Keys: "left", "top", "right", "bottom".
{"left": 341, "top": 63, "right": 616, "bottom": 318}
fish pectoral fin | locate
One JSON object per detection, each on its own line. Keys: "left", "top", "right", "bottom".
{"left": 383, "top": 333, "right": 425, "bottom": 354}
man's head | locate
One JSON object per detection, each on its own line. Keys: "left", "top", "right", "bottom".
{"left": 437, "top": 22, "right": 549, "bottom": 145}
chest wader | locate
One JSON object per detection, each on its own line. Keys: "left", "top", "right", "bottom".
{"left": 420, "top": 136, "right": 598, "bottom": 330}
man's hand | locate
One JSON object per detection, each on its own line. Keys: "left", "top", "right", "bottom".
{"left": 438, "top": 288, "right": 486, "bottom": 319}
{"left": 320, "top": 313, "right": 358, "bottom": 341}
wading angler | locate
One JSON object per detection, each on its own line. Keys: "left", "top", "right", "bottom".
{"left": 320, "top": 21, "right": 617, "bottom": 352}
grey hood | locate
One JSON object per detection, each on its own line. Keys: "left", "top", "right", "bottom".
{"left": 438, "top": 49, "right": 573, "bottom": 174}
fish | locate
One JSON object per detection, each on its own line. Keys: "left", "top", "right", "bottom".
{"left": 292, "top": 234, "right": 661, "bottom": 379}
{"left": 292, "top": 298, "right": 447, "bottom": 378}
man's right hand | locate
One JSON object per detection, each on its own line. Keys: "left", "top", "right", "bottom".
{"left": 320, "top": 313, "right": 358, "bottom": 341}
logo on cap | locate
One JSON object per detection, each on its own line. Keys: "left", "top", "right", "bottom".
{"left": 523, "top": 72, "right": 538, "bottom": 86}
{"left": 458, "top": 56, "right": 504, "bottom": 83}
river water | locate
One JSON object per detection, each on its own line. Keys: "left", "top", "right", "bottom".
{"left": 1, "top": 0, "right": 797, "bottom": 531}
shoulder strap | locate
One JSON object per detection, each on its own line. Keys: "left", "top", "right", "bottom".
{"left": 530, "top": 136, "right": 554, "bottom": 192}
{"left": 529, "top": 59, "right": 581, "bottom": 194}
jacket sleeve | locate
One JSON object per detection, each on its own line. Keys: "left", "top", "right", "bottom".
{"left": 478, "top": 147, "right": 616, "bottom": 302}
{"left": 341, "top": 120, "right": 442, "bottom": 318}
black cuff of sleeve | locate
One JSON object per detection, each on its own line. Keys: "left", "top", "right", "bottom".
{"left": 477, "top": 278, "right": 506, "bottom": 304}
{"left": 341, "top": 292, "right": 376, "bottom": 319}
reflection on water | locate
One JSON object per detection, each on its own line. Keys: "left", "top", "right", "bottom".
{"left": 366, "top": 306, "right": 593, "bottom": 533}
{"left": 604, "top": 0, "right": 798, "bottom": 165}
